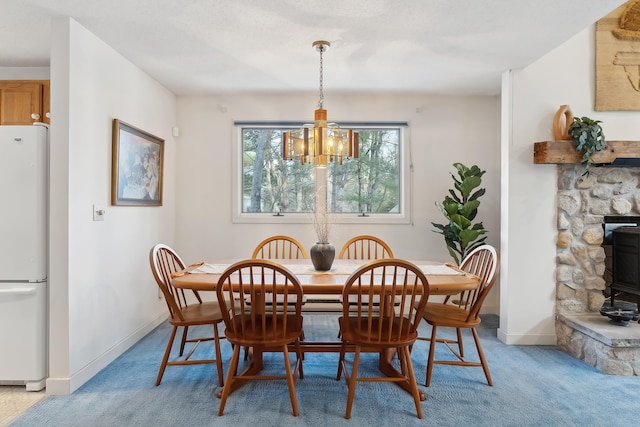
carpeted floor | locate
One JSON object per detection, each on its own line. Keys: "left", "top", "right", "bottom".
{"left": 10, "top": 314, "right": 640, "bottom": 426}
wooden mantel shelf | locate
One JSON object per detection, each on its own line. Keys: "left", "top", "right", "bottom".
{"left": 534, "top": 140, "right": 640, "bottom": 164}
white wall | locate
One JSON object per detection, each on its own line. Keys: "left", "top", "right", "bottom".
{"left": 47, "top": 17, "right": 177, "bottom": 394}
{"left": 0, "top": 67, "right": 49, "bottom": 80}
{"left": 500, "top": 25, "right": 640, "bottom": 345}
{"left": 174, "top": 93, "right": 502, "bottom": 312}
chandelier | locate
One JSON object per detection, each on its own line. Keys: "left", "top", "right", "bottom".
{"left": 282, "top": 40, "right": 359, "bottom": 168}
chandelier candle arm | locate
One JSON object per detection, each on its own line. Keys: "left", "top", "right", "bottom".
{"left": 281, "top": 40, "right": 358, "bottom": 168}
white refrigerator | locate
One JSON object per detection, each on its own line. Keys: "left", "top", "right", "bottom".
{"left": 0, "top": 124, "right": 48, "bottom": 391}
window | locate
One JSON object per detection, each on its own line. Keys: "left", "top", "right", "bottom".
{"left": 233, "top": 122, "right": 410, "bottom": 224}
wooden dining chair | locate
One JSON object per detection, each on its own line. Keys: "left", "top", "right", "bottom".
{"left": 251, "top": 235, "right": 308, "bottom": 354}
{"left": 338, "top": 236, "right": 396, "bottom": 313}
{"left": 338, "top": 235, "right": 394, "bottom": 260}
{"left": 336, "top": 258, "right": 430, "bottom": 419}
{"left": 252, "top": 235, "right": 308, "bottom": 259}
{"left": 216, "top": 259, "right": 305, "bottom": 416}
{"left": 417, "top": 244, "right": 499, "bottom": 387}
{"left": 251, "top": 236, "right": 308, "bottom": 302}
{"left": 149, "top": 244, "right": 225, "bottom": 387}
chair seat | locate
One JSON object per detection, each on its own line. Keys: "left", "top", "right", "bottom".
{"left": 170, "top": 301, "right": 224, "bottom": 326}
{"left": 421, "top": 302, "right": 482, "bottom": 328}
{"left": 225, "top": 314, "right": 304, "bottom": 346}
{"left": 338, "top": 316, "right": 417, "bottom": 347}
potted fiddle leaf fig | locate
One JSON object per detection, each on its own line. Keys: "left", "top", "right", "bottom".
{"left": 432, "top": 163, "right": 487, "bottom": 265}
{"left": 567, "top": 116, "right": 606, "bottom": 177}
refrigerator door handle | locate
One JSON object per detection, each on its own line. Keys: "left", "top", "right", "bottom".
{"left": 0, "top": 287, "right": 37, "bottom": 295}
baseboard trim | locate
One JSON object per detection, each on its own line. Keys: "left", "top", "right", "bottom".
{"left": 497, "top": 328, "right": 556, "bottom": 345}
{"left": 46, "top": 313, "right": 166, "bottom": 395}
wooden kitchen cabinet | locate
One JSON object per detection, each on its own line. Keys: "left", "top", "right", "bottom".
{"left": 0, "top": 80, "right": 50, "bottom": 125}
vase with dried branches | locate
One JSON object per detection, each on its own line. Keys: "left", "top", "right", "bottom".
{"left": 310, "top": 188, "right": 335, "bottom": 271}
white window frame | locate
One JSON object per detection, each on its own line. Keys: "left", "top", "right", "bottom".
{"left": 232, "top": 122, "right": 412, "bottom": 225}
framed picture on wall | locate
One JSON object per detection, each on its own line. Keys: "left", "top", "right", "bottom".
{"left": 111, "top": 119, "right": 164, "bottom": 206}
{"left": 596, "top": 2, "right": 640, "bottom": 111}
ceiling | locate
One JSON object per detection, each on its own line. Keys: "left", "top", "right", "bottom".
{"left": 0, "top": 0, "right": 628, "bottom": 96}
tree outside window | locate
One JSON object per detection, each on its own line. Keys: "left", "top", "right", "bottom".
{"left": 240, "top": 125, "right": 403, "bottom": 217}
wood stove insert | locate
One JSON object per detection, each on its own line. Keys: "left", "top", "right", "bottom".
{"left": 612, "top": 226, "right": 640, "bottom": 310}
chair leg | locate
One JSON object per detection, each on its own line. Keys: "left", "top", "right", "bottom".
{"left": 336, "top": 341, "right": 347, "bottom": 380}
{"left": 456, "top": 327, "right": 464, "bottom": 357}
{"left": 213, "top": 322, "right": 224, "bottom": 387}
{"left": 283, "top": 345, "right": 299, "bottom": 416}
{"left": 345, "top": 346, "right": 361, "bottom": 419}
{"left": 471, "top": 328, "right": 493, "bottom": 386}
{"left": 156, "top": 325, "right": 178, "bottom": 386}
{"left": 425, "top": 324, "right": 438, "bottom": 387}
{"left": 179, "top": 325, "right": 189, "bottom": 356}
{"left": 294, "top": 339, "right": 304, "bottom": 379}
{"left": 397, "top": 346, "right": 408, "bottom": 376}
{"left": 401, "top": 346, "right": 423, "bottom": 419}
{"left": 218, "top": 344, "right": 241, "bottom": 416}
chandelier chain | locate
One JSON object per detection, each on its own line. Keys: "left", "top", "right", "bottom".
{"left": 318, "top": 45, "right": 324, "bottom": 110}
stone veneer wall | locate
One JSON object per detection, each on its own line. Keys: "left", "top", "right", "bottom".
{"left": 554, "top": 164, "right": 640, "bottom": 375}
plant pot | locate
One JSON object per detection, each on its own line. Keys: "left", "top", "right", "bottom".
{"left": 310, "top": 241, "right": 335, "bottom": 271}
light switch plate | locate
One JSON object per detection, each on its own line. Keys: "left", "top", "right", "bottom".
{"left": 93, "top": 204, "right": 105, "bottom": 221}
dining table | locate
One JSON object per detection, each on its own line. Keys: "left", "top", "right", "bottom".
{"left": 171, "top": 258, "right": 480, "bottom": 401}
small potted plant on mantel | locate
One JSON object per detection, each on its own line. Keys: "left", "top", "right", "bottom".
{"left": 567, "top": 116, "right": 606, "bottom": 177}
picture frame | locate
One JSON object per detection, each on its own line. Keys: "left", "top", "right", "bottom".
{"left": 111, "top": 119, "right": 164, "bottom": 206}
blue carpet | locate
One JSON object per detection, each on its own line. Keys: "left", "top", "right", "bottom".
{"left": 10, "top": 314, "right": 640, "bottom": 426}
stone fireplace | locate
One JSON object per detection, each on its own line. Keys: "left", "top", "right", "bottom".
{"left": 554, "top": 164, "right": 640, "bottom": 375}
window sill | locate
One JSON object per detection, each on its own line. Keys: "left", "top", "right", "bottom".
{"left": 232, "top": 213, "right": 410, "bottom": 225}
